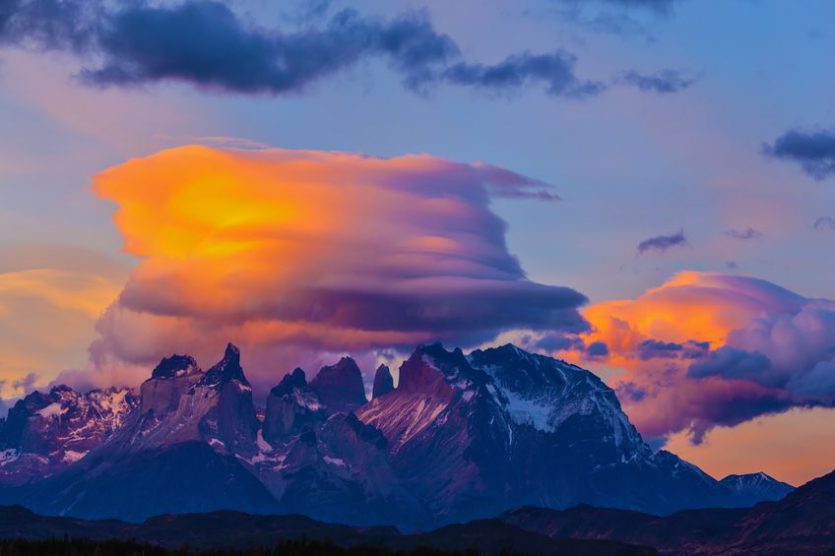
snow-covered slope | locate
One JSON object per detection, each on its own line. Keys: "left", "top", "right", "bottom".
{"left": 0, "top": 385, "right": 137, "bottom": 485}
{"left": 719, "top": 472, "right": 795, "bottom": 506}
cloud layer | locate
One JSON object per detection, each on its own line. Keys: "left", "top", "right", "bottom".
{"left": 90, "top": 146, "right": 587, "bottom": 387}
{"left": 554, "top": 272, "right": 835, "bottom": 441}
{"left": 0, "top": 0, "right": 693, "bottom": 99}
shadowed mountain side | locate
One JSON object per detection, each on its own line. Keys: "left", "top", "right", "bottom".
{"left": 500, "top": 468, "right": 835, "bottom": 555}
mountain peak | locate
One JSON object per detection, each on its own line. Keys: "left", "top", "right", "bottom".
{"left": 397, "top": 343, "right": 472, "bottom": 395}
{"left": 151, "top": 354, "right": 201, "bottom": 379}
{"left": 224, "top": 342, "right": 241, "bottom": 361}
{"left": 310, "top": 357, "right": 367, "bottom": 414}
{"left": 372, "top": 364, "right": 394, "bottom": 399}
{"left": 271, "top": 368, "right": 308, "bottom": 397}
{"left": 200, "top": 343, "right": 249, "bottom": 387}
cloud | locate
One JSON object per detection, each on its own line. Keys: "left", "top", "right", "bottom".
{"left": 619, "top": 69, "right": 697, "bottom": 93}
{"left": 813, "top": 216, "right": 835, "bottom": 232}
{"left": 0, "top": 0, "right": 96, "bottom": 50}
{"left": 563, "top": 272, "right": 835, "bottom": 441}
{"left": 762, "top": 128, "right": 835, "bottom": 180}
{"left": 89, "top": 146, "right": 588, "bottom": 388}
{"left": 0, "top": 245, "right": 126, "bottom": 398}
{"left": 688, "top": 346, "right": 772, "bottom": 382}
{"left": 0, "top": 0, "right": 692, "bottom": 100}
{"left": 84, "top": 3, "right": 458, "bottom": 94}
{"left": 442, "top": 51, "right": 606, "bottom": 98}
{"left": 724, "top": 227, "right": 763, "bottom": 240}
{"left": 637, "top": 339, "right": 709, "bottom": 360}
{"left": 637, "top": 230, "right": 688, "bottom": 254}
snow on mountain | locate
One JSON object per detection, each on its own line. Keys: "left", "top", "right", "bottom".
{"left": 719, "top": 472, "right": 795, "bottom": 505}
{"left": 0, "top": 385, "right": 138, "bottom": 485}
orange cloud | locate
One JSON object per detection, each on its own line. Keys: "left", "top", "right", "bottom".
{"left": 0, "top": 249, "right": 125, "bottom": 399}
{"left": 90, "top": 146, "right": 586, "bottom": 389}
{"left": 550, "top": 272, "right": 835, "bottom": 441}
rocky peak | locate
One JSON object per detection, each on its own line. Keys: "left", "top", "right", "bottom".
{"left": 271, "top": 368, "right": 308, "bottom": 396}
{"left": 199, "top": 343, "right": 248, "bottom": 387}
{"left": 396, "top": 343, "right": 472, "bottom": 396}
{"left": 263, "top": 368, "right": 325, "bottom": 446}
{"left": 372, "top": 364, "right": 395, "bottom": 399}
{"left": 309, "top": 357, "right": 367, "bottom": 414}
{"left": 151, "top": 354, "right": 201, "bottom": 379}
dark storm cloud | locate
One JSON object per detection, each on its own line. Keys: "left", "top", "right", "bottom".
{"left": 620, "top": 69, "right": 697, "bottom": 93}
{"left": 725, "top": 227, "right": 763, "bottom": 240}
{"left": 762, "top": 128, "right": 835, "bottom": 180}
{"left": 0, "top": 0, "right": 693, "bottom": 99}
{"left": 637, "top": 230, "right": 688, "bottom": 254}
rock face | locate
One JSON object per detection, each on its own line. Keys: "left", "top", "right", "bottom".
{"left": 262, "top": 368, "right": 324, "bottom": 443}
{"left": 256, "top": 364, "right": 423, "bottom": 527}
{"left": 0, "top": 386, "right": 138, "bottom": 485}
{"left": 372, "top": 365, "right": 394, "bottom": 399}
{"left": 111, "top": 343, "right": 259, "bottom": 458}
{"left": 0, "top": 342, "right": 796, "bottom": 528}
{"left": 309, "top": 357, "right": 368, "bottom": 414}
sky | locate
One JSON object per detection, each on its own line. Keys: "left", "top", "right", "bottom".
{"left": 1, "top": 0, "right": 834, "bottom": 486}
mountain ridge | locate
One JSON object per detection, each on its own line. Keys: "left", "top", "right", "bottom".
{"left": 0, "top": 342, "right": 796, "bottom": 528}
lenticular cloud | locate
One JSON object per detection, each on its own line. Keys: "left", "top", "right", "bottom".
{"left": 89, "top": 146, "right": 586, "bottom": 382}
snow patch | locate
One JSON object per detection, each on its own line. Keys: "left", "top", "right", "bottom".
{"left": 323, "top": 456, "right": 346, "bottom": 468}
{"left": 63, "top": 450, "right": 88, "bottom": 463}
{"left": 37, "top": 403, "right": 66, "bottom": 419}
{"left": 0, "top": 448, "right": 19, "bottom": 466}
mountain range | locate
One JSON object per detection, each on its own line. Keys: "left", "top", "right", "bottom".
{"left": 0, "top": 342, "right": 795, "bottom": 529}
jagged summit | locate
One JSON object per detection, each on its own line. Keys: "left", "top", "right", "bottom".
{"left": 271, "top": 367, "right": 308, "bottom": 396}
{"left": 200, "top": 343, "right": 249, "bottom": 387}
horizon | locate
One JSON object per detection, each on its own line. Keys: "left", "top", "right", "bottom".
{"left": 1, "top": 0, "right": 834, "bottom": 502}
